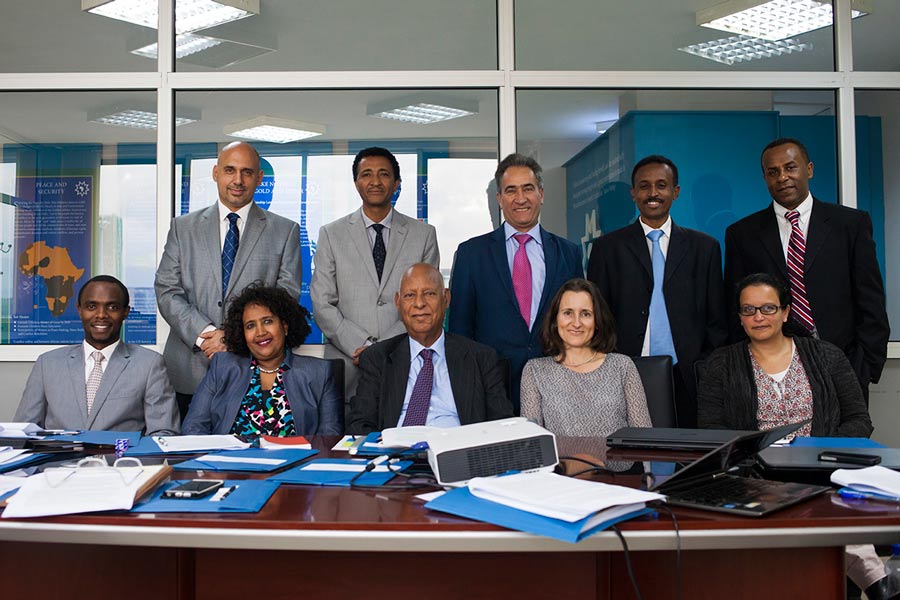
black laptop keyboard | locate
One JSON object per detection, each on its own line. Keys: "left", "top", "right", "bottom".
{"left": 673, "top": 476, "right": 787, "bottom": 505}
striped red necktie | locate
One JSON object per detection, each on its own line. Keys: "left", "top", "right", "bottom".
{"left": 785, "top": 210, "right": 816, "bottom": 334}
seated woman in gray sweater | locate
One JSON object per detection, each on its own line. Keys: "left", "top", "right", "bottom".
{"left": 697, "top": 272, "right": 872, "bottom": 438}
{"left": 520, "top": 278, "right": 651, "bottom": 437}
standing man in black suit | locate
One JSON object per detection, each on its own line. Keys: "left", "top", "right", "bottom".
{"left": 348, "top": 263, "right": 513, "bottom": 434}
{"left": 724, "top": 137, "right": 889, "bottom": 401}
{"left": 587, "top": 155, "right": 727, "bottom": 428}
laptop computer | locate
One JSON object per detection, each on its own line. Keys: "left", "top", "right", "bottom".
{"left": 650, "top": 421, "right": 829, "bottom": 517}
{"left": 606, "top": 427, "right": 758, "bottom": 451}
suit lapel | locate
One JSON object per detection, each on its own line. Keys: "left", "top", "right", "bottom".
{"left": 202, "top": 205, "right": 223, "bottom": 297}
{"left": 379, "top": 211, "right": 408, "bottom": 294}
{"left": 664, "top": 223, "right": 689, "bottom": 283}
{"left": 384, "top": 339, "right": 412, "bottom": 427}
{"left": 226, "top": 202, "right": 266, "bottom": 294}
{"left": 444, "top": 333, "right": 471, "bottom": 423}
{"left": 68, "top": 347, "right": 88, "bottom": 428}
{"left": 759, "top": 206, "right": 789, "bottom": 278}
{"left": 536, "top": 228, "right": 558, "bottom": 320}
{"left": 490, "top": 227, "right": 518, "bottom": 312}
{"left": 348, "top": 210, "right": 381, "bottom": 288}
{"left": 87, "top": 344, "right": 128, "bottom": 428}
{"left": 803, "top": 199, "right": 830, "bottom": 273}
{"left": 625, "top": 221, "right": 653, "bottom": 280}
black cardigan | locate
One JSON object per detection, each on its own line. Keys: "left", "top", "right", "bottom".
{"left": 697, "top": 336, "right": 873, "bottom": 437}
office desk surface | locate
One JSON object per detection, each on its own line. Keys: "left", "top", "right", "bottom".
{"left": 0, "top": 436, "right": 898, "bottom": 600}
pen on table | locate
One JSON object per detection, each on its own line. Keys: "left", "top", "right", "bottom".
{"left": 837, "top": 488, "right": 900, "bottom": 503}
{"left": 220, "top": 485, "right": 237, "bottom": 500}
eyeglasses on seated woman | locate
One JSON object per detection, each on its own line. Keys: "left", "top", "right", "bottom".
{"left": 182, "top": 284, "right": 343, "bottom": 438}
{"left": 519, "top": 278, "right": 652, "bottom": 437}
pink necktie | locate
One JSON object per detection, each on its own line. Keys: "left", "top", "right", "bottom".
{"left": 785, "top": 211, "right": 816, "bottom": 333}
{"left": 512, "top": 233, "right": 532, "bottom": 327}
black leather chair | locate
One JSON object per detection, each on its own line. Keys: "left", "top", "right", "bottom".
{"left": 630, "top": 355, "right": 676, "bottom": 428}
{"left": 327, "top": 358, "right": 347, "bottom": 433}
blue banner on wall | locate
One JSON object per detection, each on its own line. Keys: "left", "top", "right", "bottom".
{"left": 12, "top": 176, "right": 92, "bottom": 343}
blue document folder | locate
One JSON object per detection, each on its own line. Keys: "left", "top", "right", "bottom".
{"left": 349, "top": 431, "right": 405, "bottom": 456}
{"left": 173, "top": 448, "right": 317, "bottom": 472}
{"left": 425, "top": 487, "right": 653, "bottom": 544}
{"left": 0, "top": 453, "right": 54, "bottom": 474}
{"left": 791, "top": 437, "right": 885, "bottom": 449}
{"left": 132, "top": 479, "right": 280, "bottom": 513}
{"left": 268, "top": 458, "right": 413, "bottom": 487}
{"left": 52, "top": 431, "right": 141, "bottom": 446}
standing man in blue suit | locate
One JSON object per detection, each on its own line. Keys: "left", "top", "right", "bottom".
{"left": 449, "top": 153, "right": 583, "bottom": 413}
{"left": 156, "top": 141, "right": 302, "bottom": 419}
{"left": 587, "top": 155, "right": 727, "bottom": 428}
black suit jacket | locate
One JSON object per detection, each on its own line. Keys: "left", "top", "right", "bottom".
{"left": 724, "top": 199, "right": 889, "bottom": 385}
{"left": 347, "top": 331, "right": 514, "bottom": 434}
{"left": 586, "top": 220, "right": 728, "bottom": 405}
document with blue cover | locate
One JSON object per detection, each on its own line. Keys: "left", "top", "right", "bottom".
{"left": 268, "top": 458, "right": 413, "bottom": 487}
{"left": 425, "top": 472, "right": 664, "bottom": 544}
{"left": 132, "top": 479, "right": 280, "bottom": 513}
{"left": 173, "top": 448, "right": 318, "bottom": 472}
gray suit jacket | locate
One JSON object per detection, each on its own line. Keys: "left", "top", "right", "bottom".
{"left": 14, "top": 343, "right": 180, "bottom": 435}
{"left": 310, "top": 208, "right": 439, "bottom": 395}
{"left": 155, "top": 201, "right": 302, "bottom": 394}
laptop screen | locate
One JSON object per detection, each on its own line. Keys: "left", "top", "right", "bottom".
{"left": 652, "top": 420, "right": 809, "bottom": 493}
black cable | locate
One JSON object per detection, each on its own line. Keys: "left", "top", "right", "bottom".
{"left": 654, "top": 503, "right": 682, "bottom": 600}
{"left": 557, "top": 455, "right": 618, "bottom": 477}
{"left": 348, "top": 449, "right": 439, "bottom": 490}
{"left": 611, "top": 524, "right": 643, "bottom": 600}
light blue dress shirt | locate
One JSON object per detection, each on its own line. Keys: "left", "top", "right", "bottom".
{"left": 503, "top": 222, "right": 546, "bottom": 330}
{"left": 396, "top": 331, "right": 460, "bottom": 428}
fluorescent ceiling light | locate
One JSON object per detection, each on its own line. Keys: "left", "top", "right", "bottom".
{"left": 679, "top": 34, "right": 812, "bottom": 65}
{"left": 224, "top": 116, "right": 326, "bottom": 144}
{"left": 697, "top": 0, "right": 870, "bottom": 41}
{"left": 132, "top": 33, "right": 223, "bottom": 60}
{"left": 82, "top": 0, "right": 259, "bottom": 34}
{"left": 367, "top": 97, "right": 478, "bottom": 125}
{"left": 595, "top": 119, "right": 618, "bottom": 134}
{"left": 89, "top": 106, "right": 199, "bottom": 129}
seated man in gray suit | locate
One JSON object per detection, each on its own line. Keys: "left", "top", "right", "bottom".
{"left": 311, "top": 147, "right": 439, "bottom": 403}
{"left": 347, "top": 264, "right": 513, "bottom": 434}
{"left": 15, "top": 275, "right": 180, "bottom": 435}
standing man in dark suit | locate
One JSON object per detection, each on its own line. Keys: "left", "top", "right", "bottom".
{"left": 449, "top": 154, "right": 583, "bottom": 413}
{"left": 725, "top": 138, "right": 889, "bottom": 400}
{"left": 16, "top": 275, "right": 179, "bottom": 435}
{"left": 348, "top": 263, "right": 512, "bottom": 434}
{"left": 155, "top": 141, "right": 302, "bottom": 418}
{"left": 311, "top": 147, "right": 439, "bottom": 402}
{"left": 587, "top": 155, "right": 727, "bottom": 428}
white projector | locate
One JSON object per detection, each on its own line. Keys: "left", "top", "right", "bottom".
{"left": 424, "top": 417, "right": 558, "bottom": 486}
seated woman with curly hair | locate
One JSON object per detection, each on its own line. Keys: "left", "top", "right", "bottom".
{"left": 183, "top": 284, "right": 343, "bottom": 437}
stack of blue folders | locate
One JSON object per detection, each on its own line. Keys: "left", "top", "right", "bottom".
{"left": 270, "top": 457, "right": 413, "bottom": 487}
{"left": 132, "top": 479, "right": 280, "bottom": 513}
{"left": 174, "top": 448, "right": 318, "bottom": 473}
{"left": 425, "top": 471, "right": 663, "bottom": 544}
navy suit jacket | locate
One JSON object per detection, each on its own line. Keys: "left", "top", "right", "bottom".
{"left": 724, "top": 199, "right": 889, "bottom": 385}
{"left": 586, "top": 220, "right": 728, "bottom": 425}
{"left": 347, "top": 332, "right": 514, "bottom": 434}
{"left": 448, "top": 225, "right": 583, "bottom": 411}
{"left": 182, "top": 351, "right": 343, "bottom": 435}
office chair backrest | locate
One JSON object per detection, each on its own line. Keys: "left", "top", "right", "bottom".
{"left": 327, "top": 358, "right": 346, "bottom": 432}
{"left": 630, "top": 355, "right": 676, "bottom": 428}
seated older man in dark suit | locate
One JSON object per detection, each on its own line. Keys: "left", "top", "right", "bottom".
{"left": 347, "top": 264, "right": 513, "bottom": 434}
{"left": 15, "top": 275, "right": 179, "bottom": 435}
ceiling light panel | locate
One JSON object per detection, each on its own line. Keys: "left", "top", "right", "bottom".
{"left": 83, "top": 0, "right": 259, "bottom": 34}
{"left": 679, "top": 35, "right": 812, "bottom": 65}
{"left": 697, "top": 0, "right": 869, "bottom": 41}
{"left": 224, "top": 117, "right": 326, "bottom": 144}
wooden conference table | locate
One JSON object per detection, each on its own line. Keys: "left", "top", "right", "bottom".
{"left": 0, "top": 436, "right": 898, "bottom": 600}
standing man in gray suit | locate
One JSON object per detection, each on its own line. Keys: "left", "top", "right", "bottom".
{"left": 311, "top": 147, "right": 439, "bottom": 401}
{"left": 155, "top": 141, "right": 302, "bottom": 418}
{"left": 15, "top": 275, "right": 180, "bottom": 435}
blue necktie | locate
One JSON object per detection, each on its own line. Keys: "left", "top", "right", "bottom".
{"left": 222, "top": 212, "right": 240, "bottom": 299}
{"left": 647, "top": 230, "right": 677, "bottom": 364}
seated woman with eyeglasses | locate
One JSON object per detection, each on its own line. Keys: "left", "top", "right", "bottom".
{"left": 520, "top": 278, "right": 651, "bottom": 437}
{"left": 183, "top": 284, "right": 343, "bottom": 437}
{"left": 698, "top": 272, "right": 871, "bottom": 439}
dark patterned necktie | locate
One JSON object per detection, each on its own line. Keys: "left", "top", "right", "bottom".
{"left": 785, "top": 211, "right": 815, "bottom": 333}
{"left": 402, "top": 349, "right": 434, "bottom": 427}
{"left": 222, "top": 212, "right": 240, "bottom": 299}
{"left": 372, "top": 223, "right": 387, "bottom": 282}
